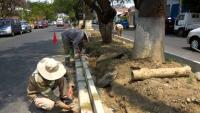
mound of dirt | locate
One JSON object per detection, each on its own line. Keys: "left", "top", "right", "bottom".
{"left": 86, "top": 30, "right": 200, "bottom": 113}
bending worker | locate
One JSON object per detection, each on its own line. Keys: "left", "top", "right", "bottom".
{"left": 61, "top": 28, "right": 88, "bottom": 57}
{"left": 27, "top": 57, "right": 74, "bottom": 111}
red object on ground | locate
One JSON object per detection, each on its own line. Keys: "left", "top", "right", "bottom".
{"left": 52, "top": 32, "right": 57, "bottom": 45}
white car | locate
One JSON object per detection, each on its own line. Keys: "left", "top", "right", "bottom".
{"left": 187, "top": 28, "right": 200, "bottom": 52}
{"left": 56, "top": 18, "right": 64, "bottom": 27}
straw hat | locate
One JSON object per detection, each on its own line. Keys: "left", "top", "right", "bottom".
{"left": 37, "top": 57, "right": 66, "bottom": 80}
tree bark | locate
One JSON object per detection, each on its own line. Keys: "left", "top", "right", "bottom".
{"left": 99, "top": 21, "right": 113, "bottom": 44}
{"left": 132, "top": 17, "right": 165, "bottom": 63}
{"left": 83, "top": 0, "right": 116, "bottom": 44}
{"left": 133, "top": 0, "right": 166, "bottom": 64}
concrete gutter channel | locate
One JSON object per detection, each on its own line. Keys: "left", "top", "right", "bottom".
{"left": 114, "top": 35, "right": 200, "bottom": 72}
{"left": 74, "top": 52, "right": 105, "bottom": 113}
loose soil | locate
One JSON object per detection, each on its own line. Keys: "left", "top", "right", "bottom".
{"left": 85, "top": 30, "right": 200, "bottom": 113}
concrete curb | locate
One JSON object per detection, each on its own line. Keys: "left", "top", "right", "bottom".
{"left": 165, "top": 52, "right": 200, "bottom": 72}
{"left": 113, "top": 34, "right": 200, "bottom": 72}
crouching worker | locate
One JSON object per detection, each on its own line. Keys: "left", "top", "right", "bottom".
{"left": 27, "top": 57, "right": 74, "bottom": 111}
{"left": 61, "top": 28, "right": 88, "bottom": 57}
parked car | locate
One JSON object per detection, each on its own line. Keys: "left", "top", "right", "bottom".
{"left": 52, "top": 21, "right": 57, "bottom": 25}
{"left": 116, "top": 19, "right": 129, "bottom": 29}
{"left": 56, "top": 18, "right": 64, "bottom": 27}
{"left": 187, "top": 28, "right": 200, "bottom": 51}
{"left": 0, "top": 18, "right": 22, "bottom": 36}
{"left": 174, "top": 12, "right": 200, "bottom": 37}
{"left": 34, "top": 20, "right": 47, "bottom": 29}
{"left": 165, "top": 17, "right": 175, "bottom": 34}
{"left": 38, "top": 21, "right": 44, "bottom": 28}
{"left": 42, "top": 20, "right": 48, "bottom": 28}
{"left": 20, "top": 20, "right": 32, "bottom": 33}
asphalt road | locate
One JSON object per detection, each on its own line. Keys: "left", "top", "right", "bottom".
{"left": 0, "top": 26, "right": 66, "bottom": 113}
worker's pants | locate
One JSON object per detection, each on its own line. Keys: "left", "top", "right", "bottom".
{"left": 34, "top": 97, "right": 55, "bottom": 110}
{"left": 32, "top": 78, "right": 72, "bottom": 111}
{"left": 62, "top": 38, "right": 74, "bottom": 57}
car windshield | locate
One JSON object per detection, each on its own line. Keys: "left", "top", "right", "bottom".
{"left": 0, "top": 21, "right": 11, "bottom": 26}
{"left": 177, "top": 15, "right": 184, "bottom": 20}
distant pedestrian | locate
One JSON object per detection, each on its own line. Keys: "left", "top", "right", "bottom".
{"left": 27, "top": 57, "right": 74, "bottom": 111}
{"left": 61, "top": 28, "right": 88, "bottom": 57}
{"left": 115, "top": 24, "right": 123, "bottom": 36}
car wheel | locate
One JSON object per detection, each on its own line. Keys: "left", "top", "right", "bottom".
{"left": 190, "top": 39, "right": 200, "bottom": 50}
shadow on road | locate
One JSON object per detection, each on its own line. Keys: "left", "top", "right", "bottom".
{"left": 0, "top": 39, "right": 63, "bottom": 113}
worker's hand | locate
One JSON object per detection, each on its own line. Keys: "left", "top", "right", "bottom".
{"left": 57, "top": 101, "right": 73, "bottom": 110}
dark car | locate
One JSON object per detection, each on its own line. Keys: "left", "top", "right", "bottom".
{"left": 37, "top": 21, "right": 44, "bottom": 28}
{"left": 34, "top": 20, "right": 48, "bottom": 29}
{"left": 165, "top": 17, "right": 175, "bottom": 34}
{"left": 42, "top": 20, "right": 48, "bottom": 28}
{"left": 21, "top": 21, "right": 32, "bottom": 33}
{"left": 0, "top": 19, "right": 22, "bottom": 36}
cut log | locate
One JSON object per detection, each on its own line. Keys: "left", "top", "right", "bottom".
{"left": 132, "top": 66, "right": 192, "bottom": 80}
{"left": 195, "top": 72, "right": 200, "bottom": 81}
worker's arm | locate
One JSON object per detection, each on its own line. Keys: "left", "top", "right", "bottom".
{"left": 73, "top": 32, "right": 84, "bottom": 52}
{"left": 58, "top": 74, "right": 74, "bottom": 99}
{"left": 27, "top": 76, "right": 39, "bottom": 102}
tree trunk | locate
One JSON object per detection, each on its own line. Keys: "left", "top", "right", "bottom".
{"left": 133, "top": 0, "right": 166, "bottom": 64}
{"left": 83, "top": 0, "right": 116, "bottom": 44}
{"left": 99, "top": 21, "right": 113, "bottom": 44}
{"left": 132, "top": 17, "right": 165, "bottom": 63}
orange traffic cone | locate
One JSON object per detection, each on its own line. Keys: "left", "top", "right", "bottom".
{"left": 52, "top": 32, "right": 57, "bottom": 45}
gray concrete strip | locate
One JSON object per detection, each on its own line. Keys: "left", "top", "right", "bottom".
{"left": 165, "top": 52, "right": 200, "bottom": 72}
{"left": 75, "top": 58, "right": 93, "bottom": 113}
{"left": 78, "top": 81, "right": 93, "bottom": 113}
{"left": 81, "top": 56, "right": 105, "bottom": 113}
